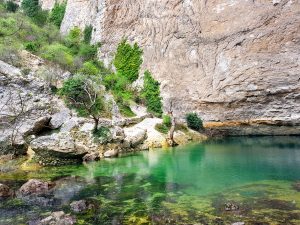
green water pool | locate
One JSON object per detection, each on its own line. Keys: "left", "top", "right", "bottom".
{"left": 0, "top": 136, "right": 300, "bottom": 224}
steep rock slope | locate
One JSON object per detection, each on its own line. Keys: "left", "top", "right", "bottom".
{"left": 47, "top": 0, "right": 300, "bottom": 133}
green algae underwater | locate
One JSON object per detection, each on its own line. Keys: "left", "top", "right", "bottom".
{"left": 0, "top": 136, "right": 300, "bottom": 225}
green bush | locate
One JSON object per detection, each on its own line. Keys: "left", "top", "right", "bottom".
{"left": 118, "top": 103, "right": 136, "bottom": 118}
{"left": 163, "top": 115, "right": 171, "bottom": 127}
{"left": 64, "top": 27, "right": 82, "bottom": 54}
{"left": 21, "top": 0, "right": 48, "bottom": 26}
{"left": 83, "top": 25, "right": 93, "bottom": 43}
{"left": 48, "top": 2, "right": 66, "bottom": 27}
{"left": 142, "top": 70, "right": 162, "bottom": 117}
{"left": 93, "top": 126, "right": 111, "bottom": 144}
{"left": 185, "top": 113, "right": 203, "bottom": 131}
{"left": 21, "top": 0, "right": 39, "bottom": 17}
{"left": 113, "top": 39, "right": 143, "bottom": 83}
{"left": 41, "top": 43, "right": 74, "bottom": 70}
{"left": 78, "top": 43, "right": 97, "bottom": 61}
{"left": 5, "top": 1, "right": 19, "bottom": 12}
{"left": 24, "top": 41, "right": 40, "bottom": 52}
{"left": 31, "top": 9, "right": 48, "bottom": 26}
{"left": 79, "top": 61, "right": 99, "bottom": 75}
{"left": 155, "top": 123, "right": 169, "bottom": 134}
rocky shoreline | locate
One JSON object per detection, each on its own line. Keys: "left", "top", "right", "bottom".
{"left": 0, "top": 58, "right": 207, "bottom": 166}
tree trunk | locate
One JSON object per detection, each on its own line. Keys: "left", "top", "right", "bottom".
{"left": 93, "top": 117, "right": 99, "bottom": 132}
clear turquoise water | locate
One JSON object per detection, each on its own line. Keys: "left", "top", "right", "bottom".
{"left": 1, "top": 136, "right": 300, "bottom": 224}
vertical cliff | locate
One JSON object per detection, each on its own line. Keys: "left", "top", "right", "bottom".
{"left": 43, "top": 0, "right": 300, "bottom": 133}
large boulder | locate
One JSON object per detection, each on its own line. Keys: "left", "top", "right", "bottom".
{"left": 30, "top": 132, "right": 88, "bottom": 166}
{"left": 124, "top": 127, "right": 147, "bottom": 148}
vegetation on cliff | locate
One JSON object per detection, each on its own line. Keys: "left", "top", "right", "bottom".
{"left": 0, "top": 2, "right": 163, "bottom": 121}
{"left": 48, "top": 2, "right": 66, "bottom": 27}
{"left": 186, "top": 113, "right": 203, "bottom": 131}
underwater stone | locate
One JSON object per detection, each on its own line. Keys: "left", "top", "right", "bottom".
{"left": 70, "top": 200, "right": 87, "bottom": 213}
{"left": 18, "top": 179, "right": 52, "bottom": 197}
{"left": 0, "top": 183, "right": 13, "bottom": 197}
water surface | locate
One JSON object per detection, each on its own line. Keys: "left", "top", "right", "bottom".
{"left": 1, "top": 136, "right": 300, "bottom": 224}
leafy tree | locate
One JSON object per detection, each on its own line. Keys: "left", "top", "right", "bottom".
{"left": 48, "top": 2, "right": 66, "bottom": 27}
{"left": 142, "top": 70, "right": 162, "bottom": 117}
{"left": 21, "top": 0, "right": 40, "bottom": 17}
{"left": 64, "top": 27, "right": 82, "bottom": 51}
{"left": 5, "top": 1, "right": 19, "bottom": 12}
{"left": 185, "top": 113, "right": 203, "bottom": 131}
{"left": 83, "top": 25, "right": 93, "bottom": 43}
{"left": 59, "top": 75, "right": 107, "bottom": 131}
{"left": 113, "top": 39, "right": 143, "bottom": 83}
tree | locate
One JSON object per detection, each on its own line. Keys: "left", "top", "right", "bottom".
{"left": 5, "top": 1, "right": 19, "bottom": 12}
{"left": 113, "top": 39, "right": 143, "bottom": 83}
{"left": 59, "top": 75, "right": 107, "bottom": 131}
{"left": 21, "top": 0, "right": 40, "bottom": 18}
{"left": 142, "top": 70, "right": 163, "bottom": 117}
{"left": 48, "top": 2, "right": 66, "bottom": 27}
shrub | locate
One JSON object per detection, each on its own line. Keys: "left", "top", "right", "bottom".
{"left": 64, "top": 27, "right": 82, "bottom": 54}
{"left": 24, "top": 41, "right": 40, "bottom": 52}
{"left": 113, "top": 39, "right": 143, "bottom": 83}
{"left": 31, "top": 9, "right": 48, "bottom": 26}
{"left": 41, "top": 43, "right": 74, "bottom": 70}
{"left": 78, "top": 43, "right": 97, "bottom": 61}
{"left": 118, "top": 103, "right": 136, "bottom": 118}
{"left": 48, "top": 2, "right": 66, "bottom": 27}
{"left": 155, "top": 123, "right": 169, "bottom": 134}
{"left": 163, "top": 115, "right": 171, "bottom": 127}
{"left": 185, "top": 113, "right": 203, "bottom": 131}
{"left": 83, "top": 25, "right": 93, "bottom": 43}
{"left": 5, "top": 1, "right": 19, "bottom": 12}
{"left": 142, "top": 70, "right": 162, "bottom": 117}
{"left": 79, "top": 61, "right": 99, "bottom": 75}
{"left": 21, "top": 0, "right": 40, "bottom": 18}
{"left": 93, "top": 126, "right": 111, "bottom": 144}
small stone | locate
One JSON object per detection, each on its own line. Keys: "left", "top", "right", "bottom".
{"left": 39, "top": 211, "right": 76, "bottom": 225}
{"left": 70, "top": 200, "right": 87, "bottom": 213}
{"left": 225, "top": 202, "right": 239, "bottom": 211}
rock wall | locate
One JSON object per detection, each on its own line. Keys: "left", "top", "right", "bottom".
{"left": 47, "top": 0, "right": 300, "bottom": 133}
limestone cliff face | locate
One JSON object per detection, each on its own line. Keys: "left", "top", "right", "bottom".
{"left": 45, "top": 0, "right": 300, "bottom": 132}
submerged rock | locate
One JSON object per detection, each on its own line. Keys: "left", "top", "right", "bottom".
{"left": 18, "top": 179, "right": 52, "bottom": 197}
{"left": 225, "top": 202, "right": 239, "bottom": 211}
{"left": 38, "top": 211, "right": 76, "bottom": 225}
{"left": 83, "top": 152, "right": 100, "bottom": 162}
{"left": 0, "top": 183, "right": 13, "bottom": 197}
{"left": 70, "top": 200, "right": 87, "bottom": 213}
{"left": 292, "top": 181, "right": 300, "bottom": 192}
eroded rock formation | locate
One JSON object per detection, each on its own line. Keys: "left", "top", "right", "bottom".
{"left": 49, "top": 0, "right": 300, "bottom": 134}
